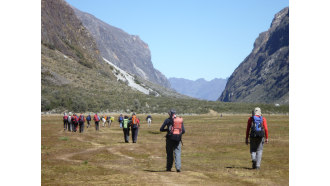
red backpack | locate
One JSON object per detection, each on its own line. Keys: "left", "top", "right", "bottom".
{"left": 79, "top": 115, "right": 84, "bottom": 122}
{"left": 94, "top": 114, "right": 99, "bottom": 122}
{"left": 169, "top": 117, "right": 183, "bottom": 141}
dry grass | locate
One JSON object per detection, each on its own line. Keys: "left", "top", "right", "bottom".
{"left": 42, "top": 114, "right": 288, "bottom": 185}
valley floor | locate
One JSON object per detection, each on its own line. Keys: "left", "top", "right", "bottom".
{"left": 42, "top": 114, "right": 288, "bottom": 185}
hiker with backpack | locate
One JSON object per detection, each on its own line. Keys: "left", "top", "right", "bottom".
{"left": 78, "top": 113, "right": 85, "bottom": 133}
{"left": 118, "top": 114, "right": 124, "bottom": 128}
{"left": 160, "top": 109, "right": 185, "bottom": 172}
{"left": 93, "top": 113, "right": 100, "bottom": 131}
{"left": 71, "top": 113, "right": 79, "bottom": 132}
{"left": 146, "top": 115, "right": 152, "bottom": 127}
{"left": 68, "top": 112, "right": 72, "bottom": 132}
{"left": 122, "top": 116, "right": 130, "bottom": 143}
{"left": 63, "top": 113, "right": 68, "bottom": 131}
{"left": 129, "top": 113, "right": 140, "bottom": 143}
{"left": 245, "top": 107, "right": 269, "bottom": 170}
{"left": 101, "top": 116, "right": 106, "bottom": 127}
{"left": 86, "top": 114, "right": 91, "bottom": 128}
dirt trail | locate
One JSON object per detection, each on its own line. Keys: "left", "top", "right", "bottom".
{"left": 55, "top": 135, "right": 208, "bottom": 185}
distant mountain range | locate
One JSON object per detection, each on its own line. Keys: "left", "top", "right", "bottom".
{"left": 219, "top": 7, "right": 289, "bottom": 104}
{"left": 169, "top": 78, "right": 227, "bottom": 101}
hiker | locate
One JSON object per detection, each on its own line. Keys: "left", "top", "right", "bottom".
{"left": 122, "top": 116, "right": 130, "bottom": 143}
{"left": 245, "top": 107, "right": 269, "bottom": 170}
{"left": 72, "top": 113, "right": 79, "bottom": 132}
{"left": 68, "top": 112, "right": 72, "bottom": 132}
{"left": 86, "top": 114, "right": 91, "bottom": 128}
{"left": 118, "top": 114, "right": 124, "bottom": 128}
{"left": 101, "top": 116, "right": 106, "bottom": 127}
{"left": 78, "top": 113, "right": 85, "bottom": 133}
{"left": 63, "top": 113, "right": 68, "bottom": 131}
{"left": 146, "top": 115, "right": 152, "bottom": 127}
{"left": 160, "top": 109, "right": 185, "bottom": 172}
{"left": 130, "top": 113, "right": 140, "bottom": 143}
{"left": 93, "top": 113, "right": 100, "bottom": 131}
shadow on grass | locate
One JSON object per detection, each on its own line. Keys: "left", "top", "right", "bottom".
{"left": 144, "top": 169, "right": 169, "bottom": 172}
{"left": 226, "top": 166, "right": 253, "bottom": 170}
{"left": 148, "top": 131, "right": 161, "bottom": 134}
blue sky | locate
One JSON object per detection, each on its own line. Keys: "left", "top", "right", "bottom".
{"left": 66, "top": 0, "right": 288, "bottom": 81}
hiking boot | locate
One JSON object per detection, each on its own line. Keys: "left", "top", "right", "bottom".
{"left": 166, "top": 168, "right": 171, "bottom": 172}
{"left": 256, "top": 166, "right": 260, "bottom": 170}
{"left": 252, "top": 161, "right": 256, "bottom": 169}
{"left": 176, "top": 169, "right": 181, "bottom": 172}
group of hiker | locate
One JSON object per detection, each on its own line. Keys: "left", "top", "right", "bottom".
{"left": 62, "top": 107, "right": 269, "bottom": 172}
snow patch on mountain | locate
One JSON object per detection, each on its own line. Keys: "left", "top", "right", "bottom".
{"left": 103, "top": 57, "right": 159, "bottom": 96}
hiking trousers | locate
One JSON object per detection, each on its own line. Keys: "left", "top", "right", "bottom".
{"left": 63, "top": 120, "right": 68, "bottom": 130}
{"left": 147, "top": 118, "right": 151, "bottom": 127}
{"left": 79, "top": 122, "right": 84, "bottom": 133}
{"left": 87, "top": 120, "right": 90, "bottom": 128}
{"left": 131, "top": 127, "right": 139, "bottom": 143}
{"left": 123, "top": 128, "right": 130, "bottom": 142}
{"left": 68, "top": 122, "right": 72, "bottom": 132}
{"left": 95, "top": 121, "right": 99, "bottom": 131}
{"left": 166, "top": 139, "right": 182, "bottom": 171}
{"left": 250, "top": 137, "right": 264, "bottom": 168}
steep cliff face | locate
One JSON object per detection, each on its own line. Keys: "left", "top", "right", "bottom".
{"left": 72, "top": 7, "right": 171, "bottom": 88}
{"left": 219, "top": 7, "right": 289, "bottom": 104}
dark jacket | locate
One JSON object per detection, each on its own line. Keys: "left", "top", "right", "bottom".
{"left": 160, "top": 117, "right": 185, "bottom": 138}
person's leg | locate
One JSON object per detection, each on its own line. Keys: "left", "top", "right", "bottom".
{"left": 166, "top": 139, "right": 174, "bottom": 171}
{"left": 250, "top": 138, "right": 258, "bottom": 169}
{"left": 174, "top": 141, "right": 182, "bottom": 172}
{"left": 255, "top": 138, "right": 264, "bottom": 169}
{"left": 134, "top": 128, "right": 139, "bottom": 143}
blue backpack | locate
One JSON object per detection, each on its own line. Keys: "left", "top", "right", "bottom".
{"left": 119, "top": 116, "right": 123, "bottom": 122}
{"left": 250, "top": 116, "right": 265, "bottom": 138}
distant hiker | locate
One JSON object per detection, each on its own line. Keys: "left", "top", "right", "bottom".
{"left": 78, "top": 113, "right": 85, "bottom": 133}
{"left": 68, "top": 112, "right": 72, "bottom": 132}
{"left": 118, "top": 114, "right": 124, "bottom": 128}
{"left": 86, "top": 114, "right": 91, "bottom": 128}
{"left": 71, "top": 113, "right": 79, "bottom": 132}
{"left": 93, "top": 113, "right": 100, "bottom": 131}
{"left": 146, "top": 115, "right": 152, "bottom": 127}
{"left": 101, "top": 116, "right": 106, "bottom": 127}
{"left": 63, "top": 113, "right": 68, "bottom": 131}
{"left": 106, "top": 116, "right": 111, "bottom": 127}
{"left": 160, "top": 109, "right": 185, "bottom": 172}
{"left": 245, "top": 107, "right": 269, "bottom": 170}
{"left": 130, "top": 113, "right": 140, "bottom": 143}
{"left": 122, "top": 116, "right": 130, "bottom": 143}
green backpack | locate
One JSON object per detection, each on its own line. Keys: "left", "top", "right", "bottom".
{"left": 123, "top": 119, "right": 129, "bottom": 129}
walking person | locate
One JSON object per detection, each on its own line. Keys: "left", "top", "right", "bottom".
{"left": 68, "top": 112, "right": 72, "bottom": 132}
{"left": 71, "top": 113, "right": 79, "bottom": 132}
{"left": 130, "top": 113, "right": 140, "bottom": 143}
{"left": 122, "top": 116, "right": 130, "bottom": 143}
{"left": 106, "top": 116, "right": 112, "bottom": 127}
{"left": 118, "top": 114, "right": 124, "bottom": 128}
{"left": 245, "top": 107, "right": 269, "bottom": 170}
{"left": 63, "top": 113, "right": 68, "bottom": 131}
{"left": 160, "top": 109, "right": 185, "bottom": 172}
{"left": 146, "top": 115, "right": 152, "bottom": 127}
{"left": 78, "top": 113, "right": 85, "bottom": 133}
{"left": 101, "top": 116, "right": 106, "bottom": 127}
{"left": 93, "top": 113, "right": 100, "bottom": 131}
{"left": 86, "top": 114, "right": 91, "bottom": 128}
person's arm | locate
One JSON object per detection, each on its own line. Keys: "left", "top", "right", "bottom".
{"left": 246, "top": 117, "right": 252, "bottom": 145}
{"left": 181, "top": 122, "right": 185, "bottom": 134}
{"left": 160, "top": 119, "right": 169, "bottom": 132}
{"left": 263, "top": 117, "right": 269, "bottom": 143}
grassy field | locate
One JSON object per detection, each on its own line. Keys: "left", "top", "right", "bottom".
{"left": 41, "top": 113, "right": 288, "bottom": 185}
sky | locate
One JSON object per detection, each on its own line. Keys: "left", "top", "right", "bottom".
{"left": 65, "top": 0, "right": 288, "bottom": 81}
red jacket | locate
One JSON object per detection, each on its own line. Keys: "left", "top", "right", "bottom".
{"left": 246, "top": 115, "right": 268, "bottom": 139}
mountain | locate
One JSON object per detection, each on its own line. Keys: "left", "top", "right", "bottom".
{"left": 71, "top": 7, "right": 171, "bottom": 89}
{"left": 41, "top": 0, "right": 187, "bottom": 113}
{"left": 218, "top": 7, "right": 289, "bottom": 104}
{"left": 169, "top": 78, "right": 227, "bottom": 101}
